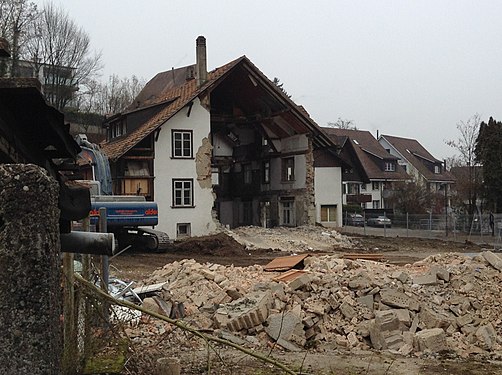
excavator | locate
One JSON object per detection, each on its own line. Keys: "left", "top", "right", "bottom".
{"left": 76, "top": 135, "right": 171, "bottom": 251}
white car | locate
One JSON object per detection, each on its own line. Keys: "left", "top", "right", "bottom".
{"left": 367, "top": 216, "right": 391, "bottom": 227}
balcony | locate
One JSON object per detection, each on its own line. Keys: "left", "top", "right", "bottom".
{"left": 346, "top": 193, "right": 372, "bottom": 204}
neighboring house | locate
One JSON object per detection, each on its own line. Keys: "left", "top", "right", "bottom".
{"left": 378, "top": 135, "right": 455, "bottom": 208}
{"left": 101, "top": 36, "right": 344, "bottom": 239}
{"left": 322, "top": 128, "right": 409, "bottom": 210}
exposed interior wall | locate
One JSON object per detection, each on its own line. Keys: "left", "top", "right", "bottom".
{"left": 154, "top": 98, "right": 217, "bottom": 239}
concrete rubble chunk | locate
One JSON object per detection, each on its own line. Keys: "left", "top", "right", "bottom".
{"left": 214, "top": 291, "right": 271, "bottom": 331}
{"left": 265, "top": 309, "right": 305, "bottom": 351}
{"left": 412, "top": 272, "right": 437, "bottom": 285}
{"left": 287, "top": 273, "right": 312, "bottom": 291}
{"left": 339, "top": 302, "right": 357, "bottom": 319}
{"left": 482, "top": 251, "right": 502, "bottom": 271}
{"left": 380, "top": 288, "right": 412, "bottom": 308}
{"left": 475, "top": 323, "right": 497, "bottom": 350}
{"left": 416, "top": 328, "right": 448, "bottom": 352}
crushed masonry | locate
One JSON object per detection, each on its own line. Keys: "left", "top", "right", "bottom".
{"left": 130, "top": 243, "right": 502, "bottom": 359}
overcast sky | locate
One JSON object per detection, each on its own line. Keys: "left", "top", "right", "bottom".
{"left": 45, "top": 0, "right": 502, "bottom": 160}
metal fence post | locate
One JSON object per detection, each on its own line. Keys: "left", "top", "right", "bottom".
{"left": 99, "top": 207, "right": 110, "bottom": 323}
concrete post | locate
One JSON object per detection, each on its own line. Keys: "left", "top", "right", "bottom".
{"left": 0, "top": 164, "right": 62, "bottom": 374}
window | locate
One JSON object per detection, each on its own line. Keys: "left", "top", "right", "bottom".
{"left": 321, "top": 205, "right": 337, "bottom": 222}
{"left": 176, "top": 223, "right": 191, "bottom": 238}
{"left": 347, "top": 183, "right": 359, "bottom": 195}
{"left": 211, "top": 167, "right": 219, "bottom": 186}
{"left": 172, "top": 179, "right": 193, "bottom": 207}
{"left": 243, "top": 164, "right": 252, "bottom": 184}
{"left": 372, "top": 182, "right": 379, "bottom": 191}
{"left": 372, "top": 200, "right": 380, "bottom": 209}
{"left": 262, "top": 161, "right": 270, "bottom": 183}
{"left": 280, "top": 199, "right": 295, "bottom": 225}
{"left": 385, "top": 162, "right": 395, "bottom": 172}
{"left": 434, "top": 165, "right": 440, "bottom": 174}
{"left": 282, "top": 157, "right": 295, "bottom": 182}
{"left": 172, "top": 130, "right": 193, "bottom": 158}
{"left": 361, "top": 183, "right": 366, "bottom": 191}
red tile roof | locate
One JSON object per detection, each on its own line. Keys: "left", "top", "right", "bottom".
{"left": 101, "top": 57, "right": 245, "bottom": 161}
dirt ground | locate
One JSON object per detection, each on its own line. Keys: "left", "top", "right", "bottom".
{"left": 109, "top": 229, "right": 502, "bottom": 375}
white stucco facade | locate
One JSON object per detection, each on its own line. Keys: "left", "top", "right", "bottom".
{"left": 314, "top": 166, "right": 343, "bottom": 227}
{"left": 153, "top": 98, "right": 217, "bottom": 239}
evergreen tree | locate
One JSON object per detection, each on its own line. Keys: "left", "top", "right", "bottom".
{"left": 475, "top": 117, "right": 502, "bottom": 212}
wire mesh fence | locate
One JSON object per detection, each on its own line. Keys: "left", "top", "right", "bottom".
{"left": 342, "top": 211, "right": 502, "bottom": 249}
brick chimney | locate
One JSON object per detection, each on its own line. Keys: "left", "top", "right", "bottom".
{"left": 196, "top": 36, "right": 207, "bottom": 87}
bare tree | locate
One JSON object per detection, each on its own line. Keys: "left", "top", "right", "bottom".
{"left": 78, "top": 74, "right": 145, "bottom": 116}
{"left": 445, "top": 113, "right": 482, "bottom": 215}
{"left": 24, "top": 2, "right": 102, "bottom": 110}
{"left": 327, "top": 117, "right": 357, "bottom": 130}
{"left": 0, "top": 0, "right": 39, "bottom": 76}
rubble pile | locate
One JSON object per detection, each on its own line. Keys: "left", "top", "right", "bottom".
{"left": 223, "top": 225, "right": 354, "bottom": 252}
{"left": 135, "top": 251, "right": 502, "bottom": 358}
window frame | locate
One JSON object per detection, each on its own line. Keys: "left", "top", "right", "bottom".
{"left": 172, "top": 129, "right": 193, "bottom": 159}
{"left": 384, "top": 162, "right": 396, "bottom": 172}
{"left": 281, "top": 157, "right": 295, "bottom": 182}
{"left": 280, "top": 198, "right": 295, "bottom": 226}
{"left": 172, "top": 178, "right": 194, "bottom": 208}
{"left": 320, "top": 205, "right": 337, "bottom": 222}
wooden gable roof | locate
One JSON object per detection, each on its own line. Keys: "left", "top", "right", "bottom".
{"left": 101, "top": 56, "right": 336, "bottom": 162}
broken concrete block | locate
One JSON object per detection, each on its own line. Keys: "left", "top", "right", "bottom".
{"left": 375, "top": 310, "right": 401, "bottom": 332}
{"left": 380, "top": 289, "right": 411, "bottom": 309}
{"left": 265, "top": 309, "right": 305, "bottom": 350}
{"left": 347, "top": 331, "right": 359, "bottom": 347}
{"left": 412, "top": 273, "right": 437, "bottom": 285}
{"left": 416, "top": 328, "right": 447, "bottom": 352}
{"left": 456, "top": 314, "right": 473, "bottom": 328}
{"left": 482, "top": 251, "right": 502, "bottom": 271}
{"left": 431, "top": 266, "right": 450, "bottom": 282}
{"left": 339, "top": 302, "right": 357, "bottom": 319}
{"left": 214, "top": 291, "right": 271, "bottom": 331}
{"left": 348, "top": 272, "right": 372, "bottom": 289}
{"left": 475, "top": 323, "right": 497, "bottom": 350}
{"left": 419, "top": 307, "right": 452, "bottom": 329}
{"left": 356, "top": 294, "right": 374, "bottom": 310}
{"left": 394, "top": 309, "right": 411, "bottom": 326}
{"left": 304, "top": 300, "right": 329, "bottom": 315}
{"left": 288, "top": 273, "right": 311, "bottom": 291}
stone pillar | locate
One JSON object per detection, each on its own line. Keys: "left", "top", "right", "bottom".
{"left": 0, "top": 164, "right": 62, "bottom": 374}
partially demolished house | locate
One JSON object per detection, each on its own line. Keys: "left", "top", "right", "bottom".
{"left": 101, "top": 37, "right": 344, "bottom": 238}
{"left": 323, "top": 128, "right": 409, "bottom": 210}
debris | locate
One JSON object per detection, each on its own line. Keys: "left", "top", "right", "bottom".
{"left": 122, "top": 238, "right": 502, "bottom": 359}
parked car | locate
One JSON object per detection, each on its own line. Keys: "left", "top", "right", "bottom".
{"left": 345, "top": 213, "right": 365, "bottom": 227}
{"left": 367, "top": 215, "right": 392, "bottom": 227}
